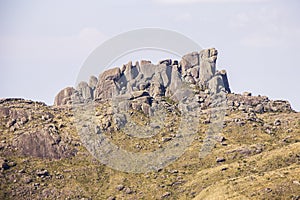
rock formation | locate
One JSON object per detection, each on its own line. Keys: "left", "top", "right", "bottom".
{"left": 54, "top": 48, "right": 231, "bottom": 111}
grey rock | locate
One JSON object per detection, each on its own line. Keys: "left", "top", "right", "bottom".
{"left": 89, "top": 76, "right": 98, "bottom": 90}
{"left": 54, "top": 87, "right": 75, "bottom": 106}
{"left": 132, "top": 91, "right": 149, "bottom": 99}
{"left": 217, "top": 70, "right": 231, "bottom": 93}
{"left": 274, "top": 119, "right": 281, "bottom": 126}
{"left": 182, "top": 51, "right": 199, "bottom": 68}
{"left": 199, "top": 48, "right": 217, "bottom": 87}
{"left": 162, "top": 137, "right": 172, "bottom": 142}
{"left": 99, "top": 67, "right": 121, "bottom": 81}
{"left": 161, "top": 192, "right": 171, "bottom": 198}
{"left": 77, "top": 81, "right": 93, "bottom": 100}
{"left": 36, "top": 169, "right": 49, "bottom": 177}
{"left": 13, "top": 129, "right": 76, "bottom": 159}
{"left": 141, "top": 103, "right": 150, "bottom": 115}
{"left": 124, "top": 187, "right": 133, "bottom": 194}
{"left": 113, "top": 114, "right": 127, "bottom": 130}
{"left": 140, "top": 60, "right": 151, "bottom": 67}
{"left": 254, "top": 104, "right": 264, "bottom": 114}
{"left": 159, "top": 59, "right": 172, "bottom": 66}
{"left": 116, "top": 184, "right": 125, "bottom": 191}
{"left": 216, "top": 157, "right": 226, "bottom": 163}
{"left": 184, "top": 75, "right": 196, "bottom": 84}
{"left": 0, "top": 158, "right": 10, "bottom": 170}
{"left": 132, "top": 102, "right": 142, "bottom": 111}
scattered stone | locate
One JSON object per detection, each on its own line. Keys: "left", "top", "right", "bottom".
{"left": 161, "top": 192, "right": 171, "bottom": 199}
{"left": 36, "top": 169, "right": 49, "bottom": 177}
{"left": 0, "top": 158, "right": 10, "bottom": 170}
{"left": 265, "top": 188, "right": 272, "bottom": 193}
{"left": 293, "top": 180, "right": 300, "bottom": 185}
{"left": 116, "top": 184, "right": 125, "bottom": 191}
{"left": 216, "top": 157, "right": 226, "bottom": 163}
{"left": 124, "top": 187, "right": 133, "bottom": 194}
{"left": 221, "top": 167, "right": 228, "bottom": 171}
{"left": 162, "top": 137, "right": 172, "bottom": 142}
{"left": 274, "top": 119, "right": 281, "bottom": 126}
{"left": 254, "top": 104, "right": 264, "bottom": 114}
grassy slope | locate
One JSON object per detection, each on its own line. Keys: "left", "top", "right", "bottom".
{"left": 0, "top": 100, "right": 299, "bottom": 199}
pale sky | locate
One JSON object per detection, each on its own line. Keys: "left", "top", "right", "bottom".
{"left": 0, "top": 0, "right": 299, "bottom": 111}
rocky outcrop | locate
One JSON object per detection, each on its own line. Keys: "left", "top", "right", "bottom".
{"left": 54, "top": 48, "right": 231, "bottom": 107}
{"left": 13, "top": 126, "right": 76, "bottom": 159}
{"left": 227, "top": 93, "right": 293, "bottom": 113}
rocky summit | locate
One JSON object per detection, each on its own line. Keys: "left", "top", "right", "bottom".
{"left": 0, "top": 48, "right": 299, "bottom": 199}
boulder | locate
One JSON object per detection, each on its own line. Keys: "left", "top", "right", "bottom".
{"left": 89, "top": 76, "right": 98, "bottom": 90}
{"left": 77, "top": 81, "right": 93, "bottom": 100}
{"left": 13, "top": 129, "right": 76, "bottom": 159}
{"left": 54, "top": 87, "right": 75, "bottom": 106}
{"left": 99, "top": 67, "right": 121, "bottom": 81}
{"left": 217, "top": 70, "right": 231, "bottom": 93}
{"left": 199, "top": 48, "right": 217, "bottom": 87}
{"left": 181, "top": 52, "right": 199, "bottom": 68}
{"left": 140, "top": 60, "right": 151, "bottom": 67}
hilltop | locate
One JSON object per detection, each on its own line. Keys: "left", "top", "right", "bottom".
{"left": 0, "top": 48, "right": 299, "bottom": 199}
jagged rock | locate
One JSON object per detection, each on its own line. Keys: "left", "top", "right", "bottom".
{"left": 199, "top": 48, "right": 217, "bottom": 88}
{"left": 77, "top": 81, "right": 93, "bottom": 100}
{"left": 165, "top": 65, "right": 182, "bottom": 98}
{"left": 132, "top": 102, "right": 142, "bottom": 111}
{"left": 132, "top": 91, "right": 149, "bottom": 99}
{"left": 94, "top": 80, "right": 117, "bottom": 100}
{"left": 141, "top": 103, "right": 150, "bottom": 115}
{"left": 113, "top": 114, "right": 127, "bottom": 130}
{"left": 99, "top": 67, "right": 121, "bottom": 81}
{"left": 216, "top": 70, "right": 231, "bottom": 93}
{"left": 124, "top": 61, "right": 138, "bottom": 81}
{"left": 54, "top": 87, "right": 75, "bottom": 106}
{"left": 159, "top": 59, "right": 172, "bottom": 66}
{"left": 150, "top": 81, "right": 164, "bottom": 98}
{"left": 89, "top": 76, "right": 98, "bottom": 90}
{"left": 181, "top": 52, "right": 199, "bottom": 74}
{"left": 94, "top": 68, "right": 121, "bottom": 100}
{"left": 140, "top": 60, "right": 151, "bottom": 67}
{"left": 254, "top": 104, "right": 264, "bottom": 113}
{"left": 184, "top": 75, "right": 196, "bottom": 84}
{"left": 188, "top": 66, "right": 200, "bottom": 80}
